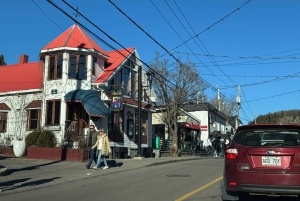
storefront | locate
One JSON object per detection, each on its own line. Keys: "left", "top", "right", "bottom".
{"left": 178, "top": 122, "right": 201, "bottom": 153}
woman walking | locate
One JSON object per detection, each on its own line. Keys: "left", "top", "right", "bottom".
{"left": 92, "top": 129, "right": 111, "bottom": 169}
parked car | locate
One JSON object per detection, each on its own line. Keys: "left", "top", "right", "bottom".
{"left": 221, "top": 124, "right": 300, "bottom": 201}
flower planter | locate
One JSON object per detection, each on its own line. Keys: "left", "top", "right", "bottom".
{"left": 13, "top": 140, "right": 26, "bottom": 157}
{"left": 0, "top": 147, "right": 14, "bottom": 156}
{"left": 65, "top": 149, "right": 89, "bottom": 162}
{"left": 27, "top": 147, "right": 63, "bottom": 161}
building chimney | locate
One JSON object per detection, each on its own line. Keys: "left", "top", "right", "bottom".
{"left": 19, "top": 54, "right": 29, "bottom": 64}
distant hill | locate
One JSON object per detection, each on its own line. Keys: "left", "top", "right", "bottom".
{"left": 249, "top": 110, "right": 300, "bottom": 124}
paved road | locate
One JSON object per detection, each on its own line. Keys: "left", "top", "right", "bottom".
{"left": 1, "top": 155, "right": 299, "bottom": 201}
{"left": 0, "top": 155, "right": 215, "bottom": 196}
{"left": 1, "top": 157, "right": 224, "bottom": 201}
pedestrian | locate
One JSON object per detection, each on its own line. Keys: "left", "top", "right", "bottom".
{"left": 85, "top": 125, "right": 98, "bottom": 169}
{"left": 207, "top": 135, "right": 213, "bottom": 156}
{"left": 92, "top": 129, "right": 111, "bottom": 169}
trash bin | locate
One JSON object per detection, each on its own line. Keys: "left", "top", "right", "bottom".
{"left": 152, "top": 136, "right": 160, "bottom": 149}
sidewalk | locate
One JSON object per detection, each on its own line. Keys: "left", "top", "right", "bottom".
{"left": 0, "top": 155, "right": 217, "bottom": 195}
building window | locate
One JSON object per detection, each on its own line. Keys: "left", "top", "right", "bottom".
{"left": 123, "top": 67, "right": 130, "bottom": 96}
{"left": 92, "top": 57, "right": 97, "bottom": 76}
{"left": 46, "top": 100, "right": 61, "bottom": 125}
{"left": 141, "top": 111, "right": 148, "bottom": 136}
{"left": 131, "top": 71, "right": 136, "bottom": 98}
{"left": 135, "top": 110, "right": 148, "bottom": 143}
{"left": 108, "top": 70, "right": 122, "bottom": 91}
{"left": 115, "top": 70, "right": 122, "bottom": 85}
{"left": 27, "top": 109, "right": 40, "bottom": 130}
{"left": 108, "top": 110, "right": 124, "bottom": 142}
{"left": 109, "top": 110, "right": 123, "bottom": 132}
{"left": 69, "top": 55, "right": 87, "bottom": 80}
{"left": 108, "top": 67, "right": 137, "bottom": 98}
{"left": 48, "top": 55, "right": 63, "bottom": 80}
{"left": 0, "top": 112, "right": 7, "bottom": 132}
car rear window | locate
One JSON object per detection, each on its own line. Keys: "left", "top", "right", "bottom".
{"left": 233, "top": 128, "right": 300, "bottom": 147}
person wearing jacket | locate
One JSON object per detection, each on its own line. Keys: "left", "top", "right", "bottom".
{"left": 85, "top": 125, "right": 98, "bottom": 169}
{"left": 92, "top": 129, "right": 111, "bottom": 169}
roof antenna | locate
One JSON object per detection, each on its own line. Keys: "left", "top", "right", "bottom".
{"left": 73, "top": 6, "right": 80, "bottom": 23}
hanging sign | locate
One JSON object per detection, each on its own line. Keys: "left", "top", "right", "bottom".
{"left": 110, "top": 86, "right": 123, "bottom": 111}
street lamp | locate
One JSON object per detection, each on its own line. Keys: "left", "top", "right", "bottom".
{"left": 136, "top": 68, "right": 155, "bottom": 157}
{"left": 146, "top": 70, "right": 155, "bottom": 89}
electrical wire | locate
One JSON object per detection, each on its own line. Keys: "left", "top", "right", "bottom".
{"left": 48, "top": 0, "right": 175, "bottom": 93}
{"left": 151, "top": 0, "right": 230, "bottom": 86}
{"left": 149, "top": 0, "right": 252, "bottom": 62}
{"left": 242, "top": 89, "right": 300, "bottom": 103}
{"left": 108, "top": 0, "right": 236, "bottom": 104}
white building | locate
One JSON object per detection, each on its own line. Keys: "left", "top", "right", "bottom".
{"left": 0, "top": 24, "right": 155, "bottom": 158}
{"left": 182, "top": 103, "right": 227, "bottom": 147}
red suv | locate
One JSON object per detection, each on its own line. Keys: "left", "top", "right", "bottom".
{"left": 221, "top": 124, "right": 300, "bottom": 200}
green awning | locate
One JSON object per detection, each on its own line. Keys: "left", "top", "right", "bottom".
{"left": 65, "top": 90, "right": 110, "bottom": 117}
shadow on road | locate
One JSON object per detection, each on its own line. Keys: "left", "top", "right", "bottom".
{"left": 0, "top": 177, "right": 61, "bottom": 192}
{"left": 5, "top": 160, "right": 62, "bottom": 176}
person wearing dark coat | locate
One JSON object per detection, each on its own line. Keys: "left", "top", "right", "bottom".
{"left": 85, "top": 125, "right": 98, "bottom": 169}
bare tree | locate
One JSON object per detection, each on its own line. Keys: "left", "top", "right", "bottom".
{"left": 0, "top": 54, "right": 6, "bottom": 66}
{"left": 209, "top": 95, "right": 236, "bottom": 118}
{"left": 149, "top": 54, "right": 208, "bottom": 156}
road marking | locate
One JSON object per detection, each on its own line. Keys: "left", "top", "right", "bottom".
{"left": 175, "top": 176, "right": 223, "bottom": 201}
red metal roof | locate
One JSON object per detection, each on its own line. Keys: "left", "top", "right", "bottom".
{"left": 41, "top": 24, "right": 108, "bottom": 57}
{"left": 94, "top": 47, "right": 135, "bottom": 83}
{"left": 0, "top": 61, "right": 43, "bottom": 93}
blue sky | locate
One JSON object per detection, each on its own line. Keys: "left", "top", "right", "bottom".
{"left": 1, "top": 0, "right": 300, "bottom": 124}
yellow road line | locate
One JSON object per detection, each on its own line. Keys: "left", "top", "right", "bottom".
{"left": 175, "top": 176, "right": 223, "bottom": 201}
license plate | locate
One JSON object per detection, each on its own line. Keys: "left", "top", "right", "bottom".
{"left": 262, "top": 156, "right": 281, "bottom": 166}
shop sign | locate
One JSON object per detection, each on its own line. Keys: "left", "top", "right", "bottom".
{"left": 178, "top": 116, "right": 188, "bottom": 122}
{"left": 201, "top": 125, "right": 208, "bottom": 131}
{"left": 42, "top": 126, "right": 61, "bottom": 131}
{"left": 110, "top": 86, "right": 123, "bottom": 111}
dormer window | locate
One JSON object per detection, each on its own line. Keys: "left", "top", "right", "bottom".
{"left": 69, "top": 54, "right": 87, "bottom": 80}
{"left": 108, "top": 67, "right": 137, "bottom": 99}
{"left": 48, "top": 55, "right": 62, "bottom": 80}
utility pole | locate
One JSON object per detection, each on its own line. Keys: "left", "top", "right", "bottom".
{"left": 217, "top": 86, "right": 220, "bottom": 111}
{"left": 236, "top": 85, "right": 241, "bottom": 129}
{"left": 137, "top": 65, "right": 142, "bottom": 157}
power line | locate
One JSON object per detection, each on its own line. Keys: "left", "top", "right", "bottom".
{"left": 168, "top": 0, "right": 253, "bottom": 120}
{"left": 200, "top": 73, "right": 300, "bottom": 78}
{"left": 47, "top": 0, "right": 173, "bottom": 88}
{"left": 191, "top": 57, "right": 300, "bottom": 67}
{"left": 109, "top": 0, "right": 236, "bottom": 104}
{"left": 151, "top": 0, "right": 230, "bottom": 86}
{"left": 47, "top": 0, "right": 175, "bottom": 92}
{"left": 242, "top": 89, "right": 300, "bottom": 103}
{"left": 174, "top": 50, "right": 300, "bottom": 60}
{"left": 220, "top": 71, "right": 300, "bottom": 89}
{"left": 149, "top": 0, "right": 252, "bottom": 62}
{"left": 164, "top": 0, "right": 255, "bottom": 121}
{"left": 170, "top": 0, "right": 241, "bottom": 87}
{"left": 240, "top": 88, "right": 253, "bottom": 121}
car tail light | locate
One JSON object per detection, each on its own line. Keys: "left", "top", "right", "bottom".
{"left": 226, "top": 148, "right": 238, "bottom": 159}
{"left": 229, "top": 181, "right": 237, "bottom": 186}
